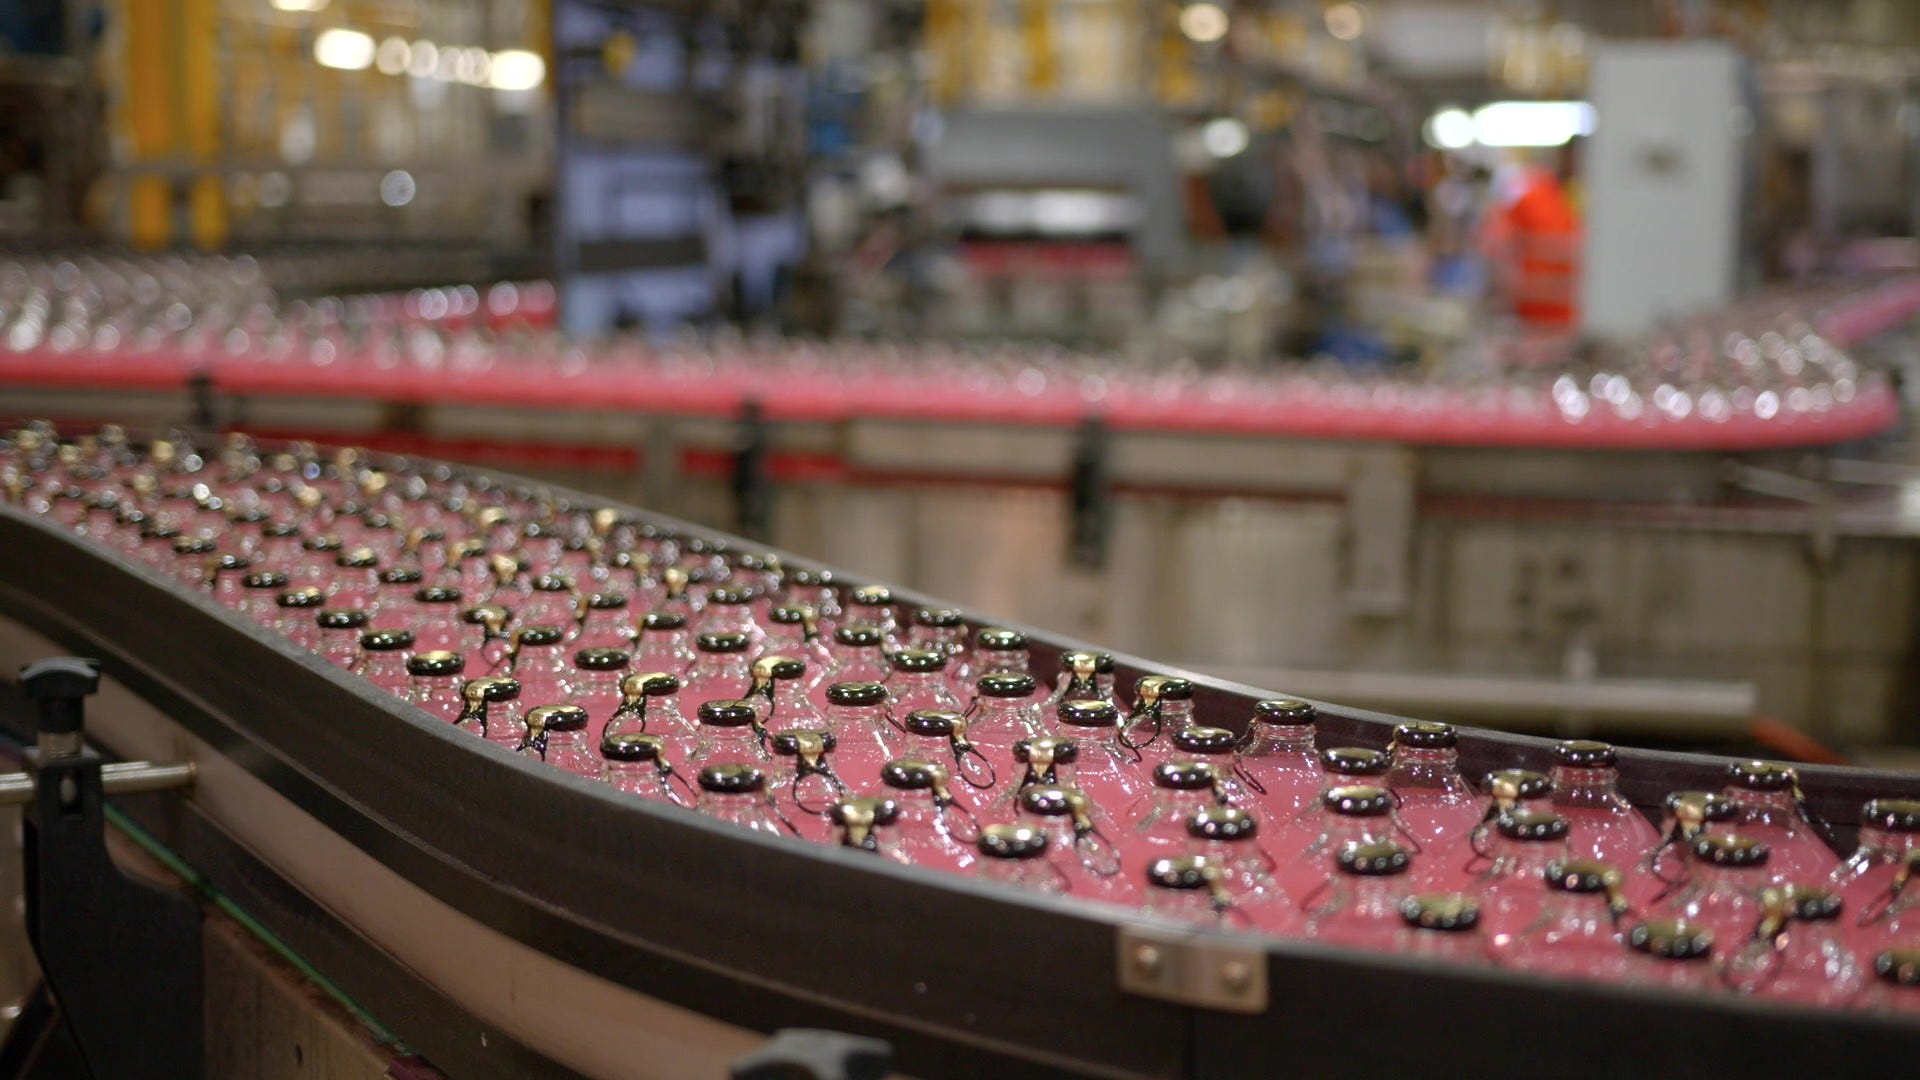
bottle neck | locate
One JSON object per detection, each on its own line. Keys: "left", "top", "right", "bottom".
{"left": 1244, "top": 722, "right": 1315, "bottom": 755}
{"left": 1551, "top": 764, "right": 1621, "bottom": 793}
{"left": 1856, "top": 826, "right": 1920, "bottom": 860}
{"left": 975, "top": 699, "right": 1034, "bottom": 733}
{"left": 693, "top": 654, "right": 749, "bottom": 676}
{"left": 1152, "top": 788, "right": 1217, "bottom": 818}
{"left": 1733, "top": 788, "right": 1798, "bottom": 814}
{"left": 1487, "top": 838, "right": 1563, "bottom": 877}
{"left": 700, "top": 725, "right": 762, "bottom": 748}
{"left": 1391, "top": 746, "right": 1459, "bottom": 776}
{"left": 1538, "top": 892, "right": 1618, "bottom": 939}
{"left": 826, "top": 703, "right": 885, "bottom": 733}
{"left": 979, "top": 651, "right": 1029, "bottom": 675}
{"left": 1326, "top": 874, "right": 1403, "bottom": 921}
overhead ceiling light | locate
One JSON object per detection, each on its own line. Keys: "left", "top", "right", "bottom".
{"left": 313, "top": 28, "right": 375, "bottom": 72}
{"left": 1201, "top": 117, "right": 1250, "bottom": 158}
{"left": 1179, "top": 3, "right": 1229, "bottom": 45}
{"left": 1424, "top": 107, "right": 1474, "bottom": 150}
{"left": 271, "top": 0, "right": 330, "bottom": 11}
{"left": 1324, "top": 2, "right": 1365, "bottom": 42}
{"left": 1472, "top": 101, "right": 1595, "bottom": 147}
{"left": 488, "top": 49, "right": 547, "bottom": 92}
{"left": 375, "top": 37, "right": 411, "bottom": 76}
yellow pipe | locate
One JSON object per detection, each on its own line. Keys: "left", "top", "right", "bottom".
{"left": 124, "top": 0, "right": 173, "bottom": 248}
{"left": 182, "top": 0, "right": 226, "bottom": 249}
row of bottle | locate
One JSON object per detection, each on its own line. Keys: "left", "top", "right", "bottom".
{"left": 7, "top": 424, "right": 1920, "bottom": 1014}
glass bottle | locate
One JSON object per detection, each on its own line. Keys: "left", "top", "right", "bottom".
{"left": 291, "top": 533, "right": 342, "bottom": 589}
{"left": 1624, "top": 919, "right": 1719, "bottom": 991}
{"left": 1046, "top": 650, "right": 1116, "bottom": 711}
{"left": 1663, "top": 833, "right": 1773, "bottom": 953}
{"left": 1127, "top": 760, "right": 1230, "bottom": 866}
{"left": 1488, "top": 858, "right": 1631, "bottom": 976}
{"left": 634, "top": 610, "right": 697, "bottom": 676}
{"left": 520, "top": 704, "right": 600, "bottom": 778}
{"left": 975, "top": 824, "right": 1068, "bottom": 894}
{"left": 696, "top": 764, "right": 794, "bottom": 837}
{"left": 825, "top": 623, "right": 890, "bottom": 684}
{"left": 762, "top": 606, "right": 834, "bottom": 689}
{"left": 1144, "top": 855, "right": 1246, "bottom": 930}
{"left": 168, "top": 536, "right": 217, "bottom": 588}
{"left": 908, "top": 607, "right": 970, "bottom": 678}
{"left": 601, "top": 732, "right": 694, "bottom": 806}
{"left": 576, "top": 590, "right": 636, "bottom": 650}
{"left": 1385, "top": 722, "right": 1479, "bottom": 854}
{"left": 891, "top": 709, "right": 997, "bottom": 793}
{"left": 205, "top": 553, "right": 253, "bottom": 607}
{"left": 952, "top": 626, "right": 1028, "bottom": 695}
{"left": 403, "top": 650, "right": 466, "bottom": 722}
{"left": 1871, "top": 947, "right": 1920, "bottom": 1017}
{"left": 1836, "top": 799, "right": 1920, "bottom": 924}
{"left": 1302, "top": 840, "right": 1415, "bottom": 951}
{"left": 316, "top": 608, "right": 371, "bottom": 668}
{"left": 1287, "top": 745, "right": 1394, "bottom": 847}
{"left": 1231, "top": 698, "right": 1323, "bottom": 824}
{"left": 328, "top": 546, "right": 380, "bottom": 609}
{"left": 688, "top": 698, "right": 773, "bottom": 773}
{"left": 685, "top": 631, "right": 753, "bottom": 702}
{"left": 1047, "top": 698, "right": 1148, "bottom": 811}
{"left": 1119, "top": 676, "right": 1195, "bottom": 765}
{"left": 605, "top": 671, "right": 697, "bottom": 752}
{"left": 878, "top": 758, "right": 981, "bottom": 872}
{"left": 460, "top": 603, "right": 512, "bottom": 671}
{"left": 1282, "top": 784, "right": 1400, "bottom": 901}
{"left": 745, "top": 654, "right": 824, "bottom": 733}
{"left": 1471, "top": 809, "right": 1572, "bottom": 940}
{"left": 565, "top": 647, "right": 631, "bottom": 740}
{"left": 886, "top": 648, "right": 963, "bottom": 716}
{"left": 1723, "top": 885, "right": 1865, "bottom": 1006}
{"left": 507, "top": 625, "right": 571, "bottom": 702}
{"left": 989, "top": 736, "right": 1081, "bottom": 818}
{"left": 767, "top": 729, "right": 852, "bottom": 841}
{"left": 1438, "top": 769, "right": 1554, "bottom": 894}
{"left": 274, "top": 587, "right": 326, "bottom": 650}
{"left": 1166, "top": 726, "right": 1253, "bottom": 805}
{"left": 1398, "top": 894, "right": 1488, "bottom": 964}
{"left": 966, "top": 673, "right": 1043, "bottom": 784}
{"left": 1637, "top": 790, "right": 1739, "bottom": 906}
{"left": 1186, "top": 805, "right": 1292, "bottom": 933}
{"left": 408, "top": 585, "right": 466, "bottom": 652}
{"left": 1856, "top": 849, "right": 1920, "bottom": 955}
{"left": 238, "top": 570, "right": 289, "bottom": 623}
{"left": 455, "top": 675, "right": 524, "bottom": 749}
{"left": 1015, "top": 785, "right": 1128, "bottom": 902}
{"left": 1550, "top": 740, "right": 1660, "bottom": 869}
{"left": 372, "top": 565, "right": 424, "bottom": 621}
{"left": 819, "top": 681, "right": 898, "bottom": 788}
{"left": 828, "top": 797, "right": 906, "bottom": 860}
{"left": 695, "top": 585, "right": 765, "bottom": 646}
{"left": 1723, "top": 760, "right": 1839, "bottom": 885}
{"left": 844, "top": 584, "right": 900, "bottom": 649}
{"left": 354, "top": 628, "right": 415, "bottom": 693}
{"left": 781, "top": 567, "right": 841, "bottom": 636}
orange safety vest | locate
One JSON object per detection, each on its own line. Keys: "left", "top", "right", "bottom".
{"left": 1485, "top": 167, "right": 1582, "bottom": 328}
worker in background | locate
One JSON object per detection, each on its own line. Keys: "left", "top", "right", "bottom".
{"left": 1479, "top": 144, "right": 1582, "bottom": 329}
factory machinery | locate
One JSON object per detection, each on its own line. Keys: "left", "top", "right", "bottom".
{"left": 5, "top": 253, "right": 1920, "bottom": 749}
{"left": 0, "top": 425, "right": 1917, "bottom": 1079}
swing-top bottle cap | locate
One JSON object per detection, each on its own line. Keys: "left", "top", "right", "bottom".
{"left": 574, "top": 647, "right": 631, "bottom": 671}
{"left": 902, "top": 709, "right": 961, "bottom": 737}
{"left": 1483, "top": 769, "right": 1552, "bottom": 801}
{"left": 1014, "top": 737, "right": 1079, "bottom": 765}
{"left": 1322, "top": 784, "right": 1392, "bottom": 816}
{"left": 1055, "top": 698, "right": 1118, "bottom": 726}
{"left": 1146, "top": 855, "right": 1216, "bottom": 891}
{"left": 824, "top": 681, "right": 887, "bottom": 707}
{"left": 976, "top": 627, "right": 1027, "bottom": 651}
{"left": 1545, "top": 858, "right": 1619, "bottom": 894}
{"left": 1171, "top": 726, "right": 1237, "bottom": 754}
{"left": 601, "top": 733, "right": 665, "bottom": 762}
{"left": 888, "top": 648, "right": 946, "bottom": 673}
{"left": 771, "top": 728, "right": 838, "bottom": 755}
{"left": 833, "top": 623, "right": 883, "bottom": 647}
{"left": 1321, "top": 746, "right": 1389, "bottom": 776}
{"left": 317, "top": 609, "right": 369, "bottom": 630}
{"left": 1152, "top": 760, "right": 1219, "bottom": 791}
{"left": 243, "top": 570, "right": 289, "bottom": 590}
{"left": 1400, "top": 894, "right": 1479, "bottom": 931}
{"left": 978, "top": 824, "right": 1048, "bottom": 860}
{"left": 1392, "top": 721, "right": 1456, "bottom": 749}
{"left": 696, "top": 700, "right": 758, "bottom": 728}
{"left": 1690, "top": 833, "right": 1770, "bottom": 867}
{"left": 914, "top": 607, "right": 965, "bottom": 628}
{"left": 1187, "top": 805, "right": 1259, "bottom": 841}
{"left": 1253, "top": 698, "right": 1316, "bottom": 725}
{"left": 880, "top": 758, "right": 945, "bottom": 789}
{"left": 1628, "top": 920, "right": 1714, "bottom": 960}
{"left": 695, "top": 631, "right": 750, "bottom": 654}
{"left": 405, "top": 651, "right": 463, "bottom": 677}
{"left": 1336, "top": 840, "right": 1411, "bottom": 876}
{"left": 415, "top": 585, "right": 462, "bottom": 604}
{"left": 1727, "top": 760, "right": 1796, "bottom": 792}
{"left": 977, "top": 673, "right": 1038, "bottom": 698}
{"left": 1554, "top": 740, "right": 1617, "bottom": 767}
{"left": 697, "top": 763, "right": 766, "bottom": 794}
{"left": 1496, "top": 808, "right": 1570, "bottom": 842}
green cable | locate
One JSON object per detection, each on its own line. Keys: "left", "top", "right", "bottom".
{"left": 101, "top": 804, "right": 412, "bottom": 1053}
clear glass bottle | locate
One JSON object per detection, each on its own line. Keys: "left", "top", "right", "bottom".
{"left": 1471, "top": 809, "right": 1572, "bottom": 940}
{"left": 459, "top": 603, "right": 513, "bottom": 672}
{"left": 894, "top": 709, "right": 998, "bottom": 792}
{"left": 1186, "top": 805, "right": 1292, "bottom": 933}
{"left": 168, "top": 535, "right": 217, "bottom": 587}
{"left": 844, "top": 584, "right": 901, "bottom": 649}
{"left": 314, "top": 609, "right": 369, "bottom": 669}
{"left": 354, "top": 628, "right": 415, "bottom": 694}
{"left": 745, "top": 654, "right": 824, "bottom": 732}
{"left": 988, "top": 736, "right": 1081, "bottom": 818}
{"left": 328, "top": 546, "right": 380, "bottom": 609}
{"left": 520, "top": 572, "right": 578, "bottom": 633}
{"left": 695, "top": 585, "right": 764, "bottom": 646}
{"left": 1166, "top": 726, "right": 1253, "bottom": 805}
{"left": 1015, "top": 784, "right": 1128, "bottom": 902}
{"left": 696, "top": 763, "right": 794, "bottom": 837}
{"left": 1723, "top": 885, "right": 1865, "bottom": 1006}
{"left": 1302, "top": 840, "right": 1415, "bottom": 951}
{"left": 1723, "top": 760, "right": 1839, "bottom": 885}
{"left": 1047, "top": 697, "right": 1148, "bottom": 811}
{"left": 1832, "top": 798, "right": 1920, "bottom": 922}
{"left": 825, "top": 623, "right": 890, "bottom": 684}
{"left": 975, "top": 823, "right": 1068, "bottom": 894}
{"left": 828, "top": 797, "right": 906, "bottom": 860}
{"left": 565, "top": 646, "right": 630, "bottom": 739}
{"left": 1662, "top": 833, "right": 1773, "bottom": 954}
{"left": 1232, "top": 699, "right": 1322, "bottom": 824}
{"left": 372, "top": 565, "right": 424, "bottom": 621}
{"left": 1144, "top": 855, "right": 1245, "bottom": 930}
{"left": 1550, "top": 740, "right": 1660, "bottom": 869}
{"left": 206, "top": 553, "right": 253, "bottom": 607}
{"left": 684, "top": 631, "right": 753, "bottom": 702}
{"left": 952, "top": 626, "right": 1029, "bottom": 695}
{"left": 520, "top": 704, "right": 601, "bottom": 778}
{"left": 886, "top": 648, "right": 964, "bottom": 715}
{"left": 1046, "top": 650, "right": 1116, "bottom": 711}
{"left": 634, "top": 610, "right": 697, "bottom": 676}
{"left": 507, "top": 625, "right": 571, "bottom": 701}
{"left": 274, "top": 587, "right": 326, "bottom": 650}
{"left": 1488, "top": 858, "right": 1631, "bottom": 976}
{"left": 453, "top": 672, "right": 522, "bottom": 749}
{"left": 238, "top": 570, "right": 289, "bottom": 623}
{"left": 1119, "top": 676, "right": 1195, "bottom": 765}
{"left": 1127, "top": 760, "right": 1229, "bottom": 866}
{"left": 1637, "top": 790, "right": 1739, "bottom": 906}
{"left": 1438, "top": 769, "right": 1554, "bottom": 894}
{"left": 966, "top": 673, "right": 1043, "bottom": 784}
{"left": 762, "top": 606, "right": 834, "bottom": 689}
{"left": 1282, "top": 784, "right": 1400, "bottom": 902}
{"left": 1624, "top": 919, "right": 1719, "bottom": 991}
{"left": 1855, "top": 849, "right": 1920, "bottom": 955}
{"left": 1398, "top": 894, "right": 1488, "bottom": 964}
{"left": 1386, "top": 722, "right": 1480, "bottom": 854}
{"left": 767, "top": 728, "right": 851, "bottom": 842}
{"left": 403, "top": 650, "right": 466, "bottom": 722}
{"left": 1871, "top": 947, "right": 1920, "bottom": 1017}
{"left": 819, "top": 681, "right": 898, "bottom": 788}
{"left": 878, "top": 758, "right": 981, "bottom": 872}
{"left": 576, "top": 590, "right": 636, "bottom": 650}
{"left": 601, "top": 732, "right": 694, "bottom": 806}
{"left": 909, "top": 607, "right": 970, "bottom": 679}
{"left": 411, "top": 585, "right": 467, "bottom": 653}
{"left": 688, "top": 698, "right": 774, "bottom": 772}
{"left": 781, "top": 567, "right": 842, "bottom": 636}
{"left": 605, "top": 671, "right": 697, "bottom": 753}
